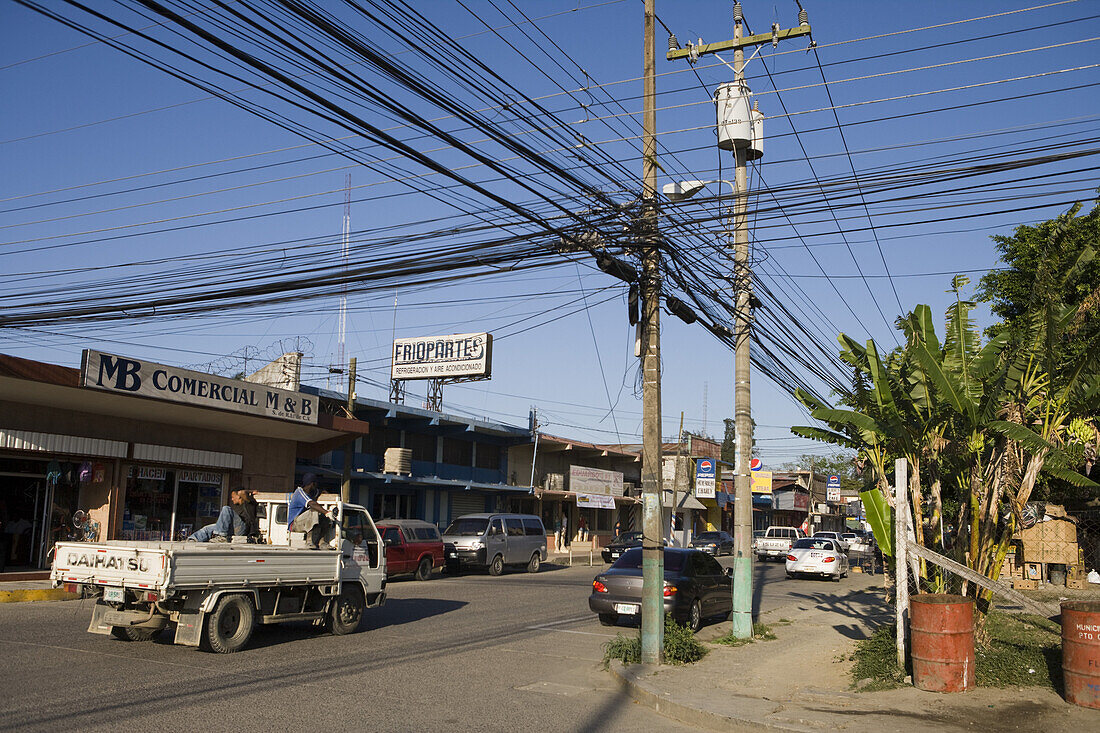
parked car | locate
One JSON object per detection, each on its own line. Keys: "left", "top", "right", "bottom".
{"left": 786, "top": 537, "right": 849, "bottom": 581}
{"left": 813, "top": 531, "right": 850, "bottom": 553}
{"left": 840, "top": 532, "right": 861, "bottom": 549}
{"left": 589, "top": 547, "right": 733, "bottom": 632}
{"left": 689, "top": 530, "right": 734, "bottom": 556}
{"left": 602, "top": 531, "right": 643, "bottom": 563}
{"left": 376, "top": 519, "right": 444, "bottom": 581}
{"left": 442, "top": 513, "right": 546, "bottom": 576}
{"left": 756, "top": 526, "right": 806, "bottom": 562}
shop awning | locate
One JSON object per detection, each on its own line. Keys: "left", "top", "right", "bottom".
{"left": 663, "top": 489, "right": 706, "bottom": 511}
{"left": 343, "top": 469, "right": 532, "bottom": 494}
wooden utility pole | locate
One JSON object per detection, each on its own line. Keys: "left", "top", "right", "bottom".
{"left": 340, "top": 356, "right": 357, "bottom": 502}
{"left": 667, "top": 1, "right": 811, "bottom": 641}
{"left": 640, "top": 0, "right": 665, "bottom": 666}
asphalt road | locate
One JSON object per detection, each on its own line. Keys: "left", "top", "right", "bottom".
{"left": 0, "top": 556, "right": 863, "bottom": 731}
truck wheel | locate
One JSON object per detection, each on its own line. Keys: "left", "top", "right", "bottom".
{"left": 110, "top": 626, "right": 159, "bottom": 642}
{"left": 526, "top": 552, "right": 541, "bottom": 573}
{"left": 415, "top": 557, "right": 433, "bottom": 581}
{"left": 203, "top": 594, "right": 254, "bottom": 654}
{"left": 327, "top": 586, "right": 365, "bottom": 635}
{"left": 488, "top": 554, "right": 504, "bottom": 576}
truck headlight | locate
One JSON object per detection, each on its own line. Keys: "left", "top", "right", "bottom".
{"left": 470, "top": 541, "right": 483, "bottom": 550}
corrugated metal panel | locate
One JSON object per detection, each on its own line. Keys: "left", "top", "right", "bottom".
{"left": 132, "top": 443, "right": 242, "bottom": 469}
{"left": 0, "top": 429, "right": 127, "bottom": 458}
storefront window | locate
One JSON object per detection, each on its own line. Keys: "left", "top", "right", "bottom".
{"left": 123, "top": 466, "right": 175, "bottom": 541}
{"left": 373, "top": 492, "right": 414, "bottom": 520}
{"left": 173, "top": 470, "right": 223, "bottom": 541}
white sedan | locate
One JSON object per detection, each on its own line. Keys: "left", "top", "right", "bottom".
{"left": 786, "top": 537, "right": 849, "bottom": 581}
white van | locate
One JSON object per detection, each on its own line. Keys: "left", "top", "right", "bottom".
{"left": 442, "top": 513, "right": 547, "bottom": 576}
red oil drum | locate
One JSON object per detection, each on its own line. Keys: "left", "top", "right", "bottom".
{"left": 909, "top": 594, "right": 976, "bottom": 693}
{"left": 1062, "top": 600, "right": 1100, "bottom": 709}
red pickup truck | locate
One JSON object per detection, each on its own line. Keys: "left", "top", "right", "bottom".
{"left": 376, "top": 519, "right": 445, "bottom": 581}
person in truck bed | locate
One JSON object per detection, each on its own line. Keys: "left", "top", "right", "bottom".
{"left": 288, "top": 473, "right": 337, "bottom": 549}
{"left": 187, "top": 488, "right": 250, "bottom": 543}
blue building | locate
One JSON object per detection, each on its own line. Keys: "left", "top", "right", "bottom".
{"left": 297, "top": 389, "right": 533, "bottom": 527}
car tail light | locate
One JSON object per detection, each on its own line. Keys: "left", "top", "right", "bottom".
{"left": 786, "top": 554, "right": 797, "bottom": 562}
{"left": 823, "top": 556, "right": 836, "bottom": 563}
{"left": 663, "top": 584, "right": 677, "bottom": 597}
{"left": 593, "top": 580, "right": 608, "bottom": 593}
{"left": 145, "top": 591, "right": 160, "bottom": 601}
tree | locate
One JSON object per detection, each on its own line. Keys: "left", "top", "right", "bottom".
{"left": 720, "top": 417, "right": 758, "bottom": 465}
{"left": 794, "top": 267, "right": 1099, "bottom": 625}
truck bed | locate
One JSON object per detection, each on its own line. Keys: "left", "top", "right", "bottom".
{"left": 52, "top": 541, "right": 343, "bottom": 592}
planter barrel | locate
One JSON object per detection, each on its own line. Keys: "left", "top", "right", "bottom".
{"left": 909, "top": 594, "right": 976, "bottom": 693}
{"left": 1062, "top": 600, "right": 1100, "bottom": 709}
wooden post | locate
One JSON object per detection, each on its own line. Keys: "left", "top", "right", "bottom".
{"left": 895, "top": 457, "right": 909, "bottom": 671}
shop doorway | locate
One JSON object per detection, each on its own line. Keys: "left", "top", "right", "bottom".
{"left": 0, "top": 457, "right": 81, "bottom": 572}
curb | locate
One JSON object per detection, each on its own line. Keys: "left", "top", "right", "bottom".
{"left": 0, "top": 588, "right": 80, "bottom": 603}
{"left": 608, "top": 661, "right": 796, "bottom": 732}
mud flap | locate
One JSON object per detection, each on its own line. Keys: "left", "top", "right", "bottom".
{"left": 173, "top": 611, "right": 204, "bottom": 647}
{"left": 87, "top": 601, "right": 113, "bottom": 635}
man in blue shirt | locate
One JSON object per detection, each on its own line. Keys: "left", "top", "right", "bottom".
{"left": 288, "top": 473, "right": 336, "bottom": 549}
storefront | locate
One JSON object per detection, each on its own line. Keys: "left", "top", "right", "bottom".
{"left": 0, "top": 351, "right": 365, "bottom": 573}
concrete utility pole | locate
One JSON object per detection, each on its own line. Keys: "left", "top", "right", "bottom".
{"left": 640, "top": 0, "right": 665, "bottom": 666}
{"left": 340, "top": 356, "right": 357, "bottom": 502}
{"left": 668, "top": 2, "right": 811, "bottom": 640}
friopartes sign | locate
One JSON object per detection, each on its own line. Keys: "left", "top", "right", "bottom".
{"left": 80, "top": 350, "right": 318, "bottom": 424}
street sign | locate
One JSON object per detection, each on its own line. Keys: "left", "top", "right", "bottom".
{"left": 750, "top": 458, "right": 762, "bottom": 471}
{"left": 695, "top": 458, "right": 716, "bottom": 498}
{"left": 826, "top": 475, "right": 842, "bottom": 503}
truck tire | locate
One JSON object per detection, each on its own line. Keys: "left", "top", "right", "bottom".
{"left": 203, "top": 594, "right": 255, "bottom": 654}
{"left": 488, "top": 554, "right": 504, "bottom": 576}
{"left": 526, "top": 552, "right": 541, "bottom": 573}
{"left": 415, "top": 557, "right": 432, "bottom": 581}
{"left": 327, "top": 586, "right": 365, "bottom": 635}
{"left": 110, "top": 626, "right": 159, "bottom": 642}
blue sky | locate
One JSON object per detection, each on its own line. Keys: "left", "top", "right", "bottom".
{"left": 1, "top": 1, "right": 1097, "bottom": 467}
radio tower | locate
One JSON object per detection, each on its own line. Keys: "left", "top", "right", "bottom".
{"left": 338, "top": 174, "right": 351, "bottom": 377}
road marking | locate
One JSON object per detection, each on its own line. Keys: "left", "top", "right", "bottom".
{"left": 525, "top": 620, "right": 620, "bottom": 633}
{"left": 526, "top": 615, "right": 592, "bottom": 629}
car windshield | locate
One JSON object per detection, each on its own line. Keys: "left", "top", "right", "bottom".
{"left": 611, "top": 548, "right": 685, "bottom": 572}
{"left": 793, "top": 538, "right": 836, "bottom": 551}
{"left": 694, "top": 532, "right": 720, "bottom": 541}
{"left": 444, "top": 518, "right": 488, "bottom": 536}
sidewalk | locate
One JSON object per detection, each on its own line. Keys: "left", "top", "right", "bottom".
{"left": 0, "top": 580, "right": 77, "bottom": 603}
{"left": 609, "top": 573, "right": 1097, "bottom": 732}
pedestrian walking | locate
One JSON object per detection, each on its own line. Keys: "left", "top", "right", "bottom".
{"left": 614, "top": 519, "right": 621, "bottom": 537}
{"left": 578, "top": 514, "right": 588, "bottom": 543}
{"left": 560, "top": 513, "right": 569, "bottom": 547}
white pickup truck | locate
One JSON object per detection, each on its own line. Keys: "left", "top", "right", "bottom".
{"left": 755, "top": 526, "right": 806, "bottom": 562}
{"left": 51, "top": 502, "right": 386, "bottom": 653}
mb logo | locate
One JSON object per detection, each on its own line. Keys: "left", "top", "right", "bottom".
{"left": 96, "top": 355, "right": 142, "bottom": 392}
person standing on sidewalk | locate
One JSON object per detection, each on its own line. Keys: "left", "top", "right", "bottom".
{"left": 578, "top": 514, "right": 588, "bottom": 543}
{"left": 560, "top": 513, "right": 569, "bottom": 548}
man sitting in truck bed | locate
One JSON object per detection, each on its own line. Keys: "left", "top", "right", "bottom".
{"left": 187, "top": 488, "right": 250, "bottom": 543}
{"left": 288, "top": 473, "right": 337, "bottom": 549}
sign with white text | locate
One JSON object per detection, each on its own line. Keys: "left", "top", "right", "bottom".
{"left": 695, "top": 458, "right": 716, "bottom": 498}
{"left": 81, "top": 350, "right": 318, "bottom": 424}
{"left": 391, "top": 332, "right": 492, "bottom": 380}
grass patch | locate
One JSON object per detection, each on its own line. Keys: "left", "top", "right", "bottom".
{"left": 848, "top": 612, "right": 1063, "bottom": 692}
{"left": 975, "top": 612, "right": 1061, "bottom": 688}
{"left": 849, "top": 624, "right": 906, "bottom": 691}
{"left": 714, "top": 622, "right": 778, "bottom": 647}
{"left": 602, "top": 615, "right": 708, "bottom": 667}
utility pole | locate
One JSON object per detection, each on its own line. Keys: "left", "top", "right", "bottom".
{"left": 640, "top": 0, "right": 665, "bottom": 666}
{"left": 668, "top": 2, "right": 811, "bottom": 640}
{"left": 806, "top": 458, "right": 814, "bottom": 535}
{"left": 340, "top": 356, "right": 357, "bottom": 502}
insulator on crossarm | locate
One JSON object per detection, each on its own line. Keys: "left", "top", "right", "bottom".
{"left": 733, "top": 2, "right": 743, "bottom": 23}
{"left": 799, "top": 8, "right": 809, "bottom": 26}
{"left": 668, "top": 33, "right": 679, "bottom": 52}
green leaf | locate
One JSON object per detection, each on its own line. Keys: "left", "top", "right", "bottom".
{"left": 860, "top": 488, "right": 893, "bottom": 557}
{"left": 864, "top": 340, "right": 898, "bottom": 415}
{"left": 790, "top": 426, "right": 860, "bottom": 449}
{"left": 1044, "top": 463, "right": 1100, "bottom": 489}
{"left": 913, "top": 341, "right": 973, "bottom": 422}
{"left": 810, "top": 408, "right": 886, "bottom": 438}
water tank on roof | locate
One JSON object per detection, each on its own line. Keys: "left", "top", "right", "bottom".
{"left": 716, "top": 82, "right": 752, "bottom": 151}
